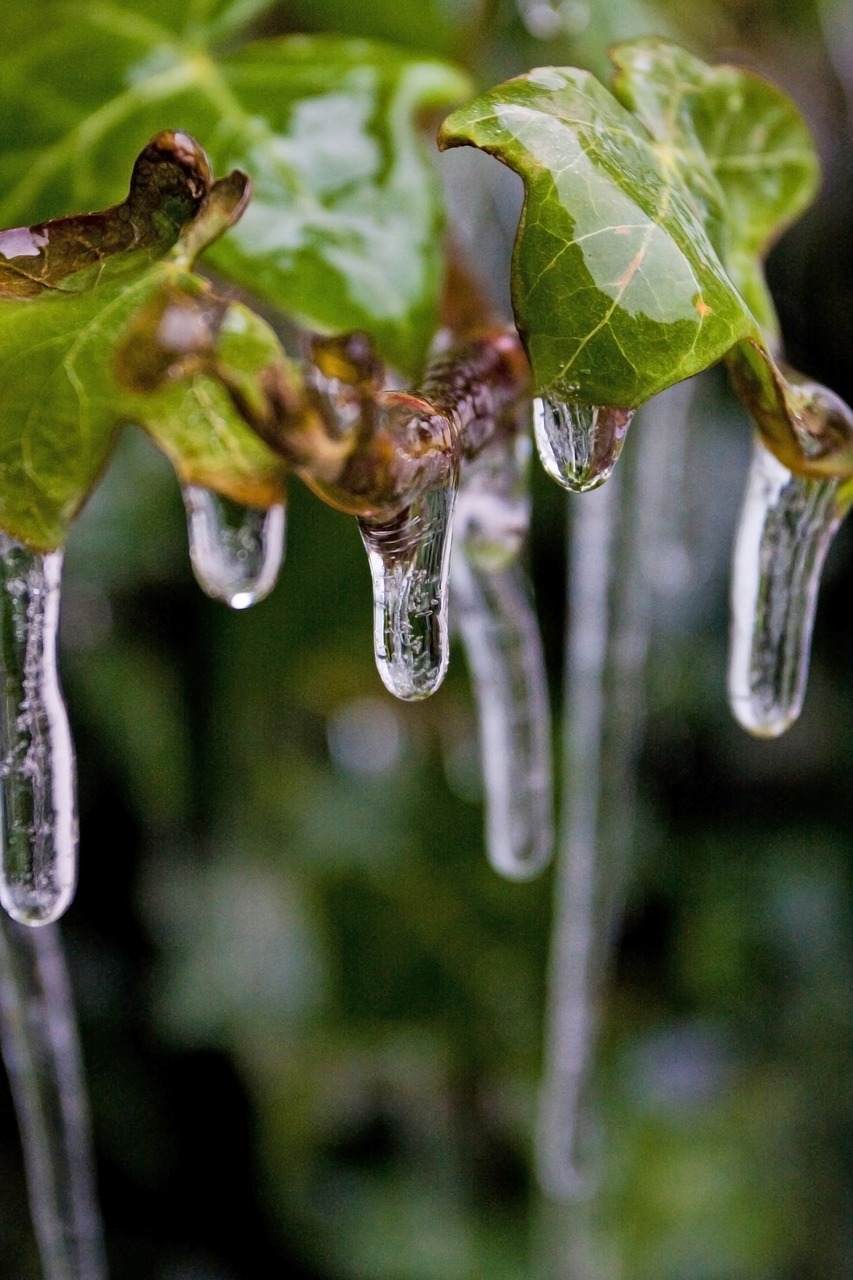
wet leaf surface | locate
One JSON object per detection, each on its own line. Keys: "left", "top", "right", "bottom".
{"left": 0, "top": 132, "right": 285, "bottom": 550}
{"left": 0, "top": 3, "right": 470, "bottom": 376}
{"left": 439, "top": 39, "right": 853, "bottom": 478}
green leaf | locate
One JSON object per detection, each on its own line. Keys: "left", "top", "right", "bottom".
{"left": 439, "top": 39, "right": 853, "bottom": 478}
{"left": 0, "top": 132, "right": 286, "bottom": 551}
{"left": 0, "top": 4, "right": 470, "bottom": 376}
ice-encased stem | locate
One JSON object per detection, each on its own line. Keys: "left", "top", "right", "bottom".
{"left": 534, "top": 397, "right": 634, "bottom": 493}
{"left": 0, "top": 537, "right": 77, "bottom": 927}
{"left": 452, "top": 435, "right": 553, "bottom": 879}
{"left": 0, "top": 915, "right": 106, "bottom": 1280}
{"left": 183, "top": 486, "right": 285, "bottom": 610}
{"left": 728, "top": 435, "right": 849, "bottom": 737}
{"left": 358, "top": 473, "right": 458, "bottom": 701}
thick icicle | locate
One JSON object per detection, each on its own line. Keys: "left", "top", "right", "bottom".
{"left": 358, "top": 473, "right": 458, "bottom": 701}
{"left": 0, "top": 916, "right": 106, "bottom": 1280}
{"left": 534, "top": 396, "right": 634, "bottom": 493}
{"left": 728, "top": 435, "right": 848, "bottom": 737}
{"left": 452, "top": 434, "right": 554, "bottom": 879}
{"left": 183, "top": 486, "right": 285, "bottom": 610}
{"left": 0, "top": 537, "right": 77, "bottom": 927}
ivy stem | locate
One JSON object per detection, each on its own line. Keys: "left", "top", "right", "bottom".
{"left": 216, "top": 325, "right": 531, "bottom": 523}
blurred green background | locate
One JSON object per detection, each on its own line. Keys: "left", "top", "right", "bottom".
{"left": 3, "top": 0, "right": 853, "bottom": 1276}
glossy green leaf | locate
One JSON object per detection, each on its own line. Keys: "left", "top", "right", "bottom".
{"left": 0, "top": 4, "right": 470, "bottom": 376}
{"left": 439, "top": 39, "right": 853, "bottom": 477}
{"left": 0, "top": 132, "right": 286, "bottom": 551}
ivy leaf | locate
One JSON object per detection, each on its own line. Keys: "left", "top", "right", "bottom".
{"left": 0, "top": 3, "right": 470, "bottom": 376}
{"left": 439, "top": 39, "right": 853, "bottom": 478}
{"left": 0, "top": 132, "right": 286, "bottom": 551}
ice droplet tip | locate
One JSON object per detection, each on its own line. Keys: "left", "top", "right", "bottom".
{"left": 0, "top": 883, "right": 74, "bottom": 927}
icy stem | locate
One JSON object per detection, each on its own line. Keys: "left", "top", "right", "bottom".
{"left": 183, "top": 486, "right": 285, "bottom": 610}
{"left": 358, "top": 473, "right": 458, "bottom": 701}
{"left": 452, "top": 435, "right": 553, "bottom": 879}
{"left": 0, "top": 916, "right": 106, "bottom": 1280}
{"left": 534, "top": 396, "right": 634, "bottom": 492}
{"left": 0, "top": 537, "right": 77, "bottom": 927}
{"left": 728, "top": 436, "right": 847, "bottom": 737}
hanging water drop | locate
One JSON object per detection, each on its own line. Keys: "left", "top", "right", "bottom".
{"left": 452, "top": 435, "right": 554, "bottom": 879}
{"left": 534, "top": 396, "right": 634, "bottom": 492}
{"left": 183, "top": 485, "right": 285, "bottom": 609}
{"left": 728, "top": 436, "right": 848, "bottom": 737}
{"left": 0, "top": 536, "right": 77, "bottom": 927}
{"left": 359, "top": 472, "right": 458, "bottom": 701}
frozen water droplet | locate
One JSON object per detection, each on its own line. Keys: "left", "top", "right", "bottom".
{"left": 359, "top": 473, "right": 458, "bottom": 701}
{"left": 0, "top": 537, "right": 77, "bottom": 927}
{"left": 183, "top": 486, "right": 285, "bottom": 609}
{"left": 534, "top": 396, "right": 634, "bottom": 492}
{"left": 453, "top": 435, "right": 554, "bottom": 879}
{"left": 728, "top": 436, "right": 847, "bottom": 737}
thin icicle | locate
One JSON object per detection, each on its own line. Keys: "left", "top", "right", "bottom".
{"left": 534, "top": 396, "right": 634, "bottom": 493}
{"left": 183, "top": 486, "right": 285, "bottom": 610}
{"left": 537, "top": 387, "right": 688, "bottom": 1203}
{"left": 0, "top": 916, "right": 107, "bottom": 1280}
{"left": 358, "top": 472, "right": 458, "bottom": 701}
{"left": 728, "top": 435, "right": 848, "bottom": 737}
{"left": 452, "top": 434, "right": 553, "bottom": 879}
{"left": 537, "top": 474, "right": 619, "bottom": 1200}
{"left": 0, "top": 537, "right": 77, "bottom": 927}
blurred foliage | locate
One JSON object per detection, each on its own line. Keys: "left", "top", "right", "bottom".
{"left": 2, "top": 0, "right": 853, "bottom": 1278}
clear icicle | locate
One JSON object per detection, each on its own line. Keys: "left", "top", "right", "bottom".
{"left": 537, "top": 474, "right": 619, "bottom": 1200}
{"left": 452, "top": 434, "right": 554, "bottom": 879}
{"left": 0, "top": 916, "right": 107, "bottom": 1280}
{"left": 537, "top": 388, "right": 687, "bottom": 1207}
{"left": 0, "top": 536, "right": 77, "bottom": 927}
{"left": 183, "top": 486, "right": 285, "bottom": 610}
{"left": 358, "top": 473, "right": 458, "bottom": 701}
{"left": 534, "top": 396, "right": 634, "bottom": 493}
{"left": 728, "top": 436, "right": 848, "bottom": 738}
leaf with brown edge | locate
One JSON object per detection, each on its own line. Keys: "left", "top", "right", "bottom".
{"left": 0, "top": 130, "right": 285, "bottom": 550}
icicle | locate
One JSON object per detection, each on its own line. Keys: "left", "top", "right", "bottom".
{"left": 537, "top": 388, "right": 687, "bottom": 1205}
{"left": 537, "top": 475, "right": 618, "bottom": 1200}
{"left": 534, "top": 396, "right": 634, "bottom": 493}
{"left": 0, "top": 536, "right": 77, "bottom": 928}
{"left": 358, "top": 473, "right": 458, "bottom": 702}
{"left": 452, "top": 434, "right": 554, "bottom": 879}
{"left": 728, "top": 435, "right": 848, "bottom": 737}
{"left": 0, "top": 916, "right": 107, "bottom": 1280}
{"left": 183, "top": 486, "right": 285, "bottom": 610}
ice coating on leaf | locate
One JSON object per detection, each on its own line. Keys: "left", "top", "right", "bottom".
{"left": 0, "top": 538, "right": 76, "bottom": 927}
{"left": 0, "top": 917, "right": 106, "bottom": 1279}
{"left": 452, "top": 434, "right": 553, "bottom": 879}
{"left": 439, "top": 54, "right": 760, "bottom": 409}
{"left": 0, "top": 17, "right": 472, "bottom": 376}
{"left": 0, "top": 133, "right": 288, "bottom": 552}
{"left": 184, "top": 486, "right": 286, "bottom": 609}
{"left": 728, "top": 437, "right": 848, "bottom": 737}
{"left": 533, "top": 396, "right": 634, "bottom": 492}
{"left": 0, "top": 131, "right": 215, "bottom": 299}
{"left": 438, "top": 41, "right": 853, "bottom": 486}
{"left": 359, "top": 474, "right": 458, "bottom": 701}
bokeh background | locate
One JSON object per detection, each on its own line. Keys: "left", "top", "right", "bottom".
{"left": 2, "top": 0, "right": 853, "bottom": 1276}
